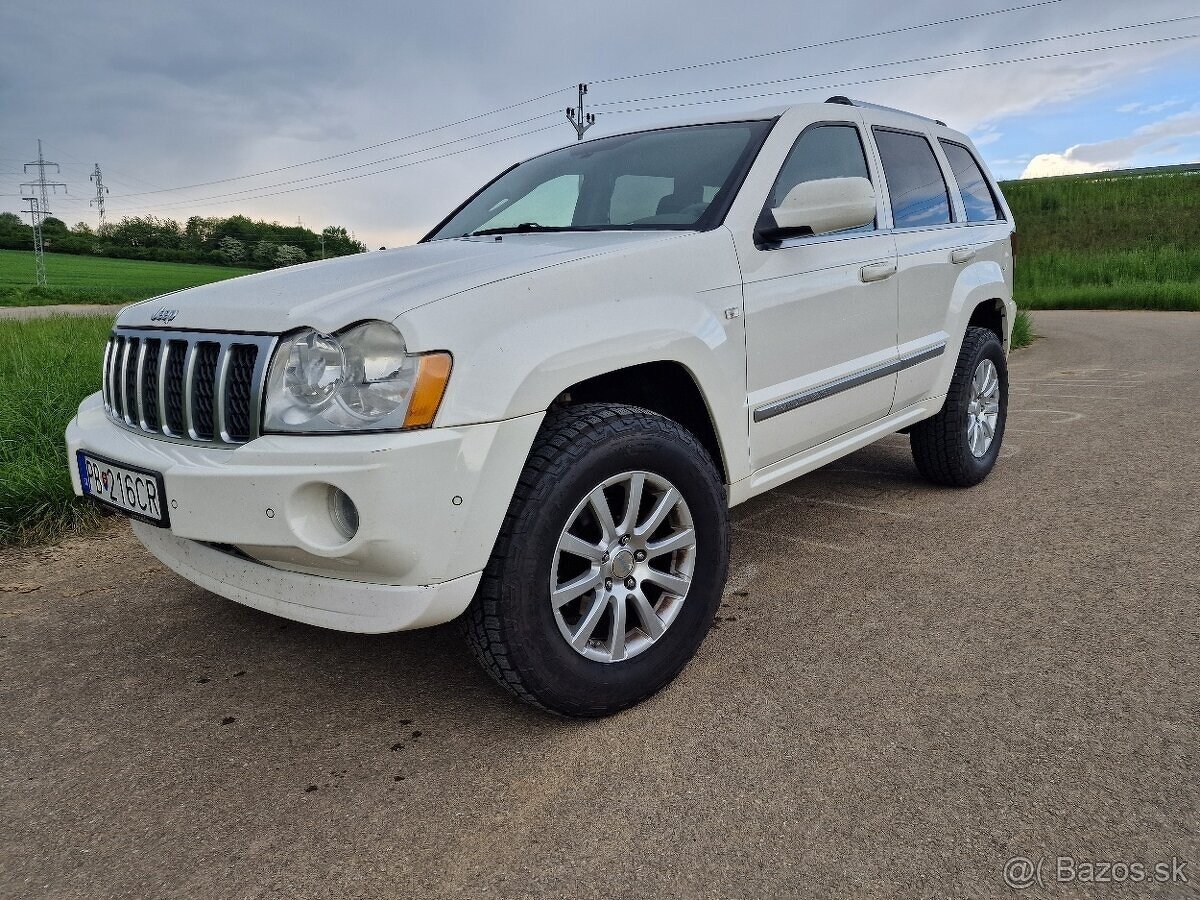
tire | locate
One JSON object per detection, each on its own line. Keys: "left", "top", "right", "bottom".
{"left": 910, "top": 326, "right": 1008, "bottom": 487}
{"left": 462, "top": 403, "right": 730, "bottom": 717}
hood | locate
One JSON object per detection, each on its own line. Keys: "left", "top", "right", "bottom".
{"left": 117, "top": 231, "right": 685, "bottom": 333}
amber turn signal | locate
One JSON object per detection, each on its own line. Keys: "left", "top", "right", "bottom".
{"left": 403, "top": 352, "right": 453, "bottom": 428}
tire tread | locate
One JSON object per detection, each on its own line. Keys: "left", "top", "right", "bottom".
{"left": 910, "top": 326, "right": 1005, "bottom": 487}
{"left": 461, "top": 403, "right": 726, "bottom": 716}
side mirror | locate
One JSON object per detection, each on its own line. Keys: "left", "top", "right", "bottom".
{"left": 762, "top": 177, "right": 876, "bottom": 240}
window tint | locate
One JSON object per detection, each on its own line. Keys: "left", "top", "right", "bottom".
{"left": 609, "top": 175, "right": 674, "bottom": 225}
{"left": 769, "top": 124, "right": 872, "bottom": 209}
{"left": 939, "top": 140, "right": 1002, "bottom": 222}
{"left": 873, "top": 129, "right": 952, "bottom": 228}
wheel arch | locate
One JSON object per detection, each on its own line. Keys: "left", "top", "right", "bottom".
{"left": 556, "top": 361, "right": 730, "bottom": 483}
{"left": 967, "top": 297, "right": 1008, "bottom": 345}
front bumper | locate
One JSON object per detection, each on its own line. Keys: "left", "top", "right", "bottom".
{"left": 67, "top": 393, "right": 542, "bottom": 632}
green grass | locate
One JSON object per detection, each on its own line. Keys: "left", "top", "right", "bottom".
{"left": 0, "top": 250, "right": 256, "bottom": 307}
{"left": 1001, "top": 170, "right": 1200, "bottom": 310}
{"left": 1014, "top": 247, "right": 1200, "bottom": 311}
{"left": 1011, "top": 310, "right": 1033, "bottom": 350}
{"left": 0, "top": 316, "right": 113, "bottom": 546}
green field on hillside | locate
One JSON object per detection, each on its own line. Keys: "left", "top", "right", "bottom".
{"left": 0, "top": 250, "right": 256, "bottom": 307}
{"left": 1001, "top": 169, "right": 1200, "bottom": 310}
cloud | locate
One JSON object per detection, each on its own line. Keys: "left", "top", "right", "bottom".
{"left": 1117, "top": 98, "right": 1186, "bottom": 115}
{"left": 1020, "top": 154, "right": 1110, "bottom": 178}
{"left": 972, "top": 130, "right": 1002, "bottom": 147}
{"left": 1021, "top": 106, "right": 1200, "bottom": 178}
{"left": 1, "top": 1, "right": 1197, "bottom": 246}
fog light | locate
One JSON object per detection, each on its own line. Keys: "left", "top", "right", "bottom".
{"left": 327, "top": 487, "right": 360, "bottom": 541}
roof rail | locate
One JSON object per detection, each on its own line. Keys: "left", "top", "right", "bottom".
{"left": 824, "top": 96, "right": 947, "bottom": 127}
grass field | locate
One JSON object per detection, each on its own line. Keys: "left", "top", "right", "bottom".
{"left": 1, "top": 315, "right": 113, "bottom": 545}
{"left": 1001, "top": 170, "right": 1200, "bottom": 310}
{"left": 0, "top": 250, "right": 256, "bottom": 307}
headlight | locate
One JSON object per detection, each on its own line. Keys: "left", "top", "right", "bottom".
{"left": 263, "top": 321, "right": 452, "bottom": 433}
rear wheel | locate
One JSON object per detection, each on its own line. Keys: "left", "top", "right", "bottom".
{"left": 462, "top": 403, "right": 729, "bottom": 717}
{"left": 910, "top": 326, "right": 1008, "bottom": 487}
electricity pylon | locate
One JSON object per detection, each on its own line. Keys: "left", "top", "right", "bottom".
{"left": 20, "top": 140, "right": 67, "bottom": 286}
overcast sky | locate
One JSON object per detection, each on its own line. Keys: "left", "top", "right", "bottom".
{"left": 1, "top": 0, "right": 1196, "bottom": 248}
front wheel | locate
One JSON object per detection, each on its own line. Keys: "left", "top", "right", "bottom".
{"left": 462, "top": 403, "right": 730, "bottom": 717}
{"left": 910, "top": 326, "right": 1009, "bottom": 487}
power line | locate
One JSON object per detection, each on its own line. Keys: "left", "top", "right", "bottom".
{"left": 592, "top": 0, "right": 1069, "bottom": 84}
{"left": 61, "top": 1, "right": 1070, "bottom": 203}
{"left": 110, "top": 123, "right": 562, "bottom": 214}
{"left": 100, "top": 28, "right": 1200, "bottom": 218}
{"left": 112, "top": 113, "right": 557, "bottom": 211}
{"left": 601, "top": 31, "right": 1200, "bottom": 117}
{"left": 594, "top": 15, "right": 1200, "bottom": 109}
{"left": 110, "top": 87, "right": 572, "bottom": 200}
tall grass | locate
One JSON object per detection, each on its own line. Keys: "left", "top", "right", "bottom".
{"left": 1001, "top": 171, "right": 1200, "bottom": 310}
{"left": 1002, "top": 171, "right": 1200, "bottom": 254}
{"left": 1011, "top": 310, "right": 1032, "bottom": 349}
{"left": 1016, "top": 247, "right": 1200, "bottom": 311}
{"left": 0, "top": 316, "right": 113, "bottom": 545}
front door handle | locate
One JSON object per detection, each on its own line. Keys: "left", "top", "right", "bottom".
{"left": 951, "top": 247, "right": 977, "bottom": 264}
{"left": 860, "top": 260, "right": 897, "bottom": 283}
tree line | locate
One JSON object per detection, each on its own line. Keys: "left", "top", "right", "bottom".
{"left": 0, "top": 212, "right": 367, "bottom": 269}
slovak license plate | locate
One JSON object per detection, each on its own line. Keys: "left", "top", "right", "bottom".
{"left": 77, "top": 451, "right": 169, "bottom": 527}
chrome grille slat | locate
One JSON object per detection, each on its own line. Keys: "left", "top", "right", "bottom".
{"left": 120, "top": 338, "right": 135, "bottom": 426}
{"left": 109, "top": 336, "right": 124, "bottom": 419}
{"left": 213, "top": 345, "right": 233, "bottom": 443}
{"left": 156, "top": 341, "right": 172, "bottom": 436}
{"left": 100, "top": 338, "right": 113, "bottom": 411}
{"left": 135, "top": 339, "right": 149, "bottom": 430}
{"left": 101, "top": 327, "right": 277, "bottom": 448}
{"left": 182, "top": 342, "right": 200, "bottom": 441}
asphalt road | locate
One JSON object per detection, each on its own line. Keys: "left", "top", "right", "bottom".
{"left": 3, "top": 311, "right": 1197, "bottom": 899}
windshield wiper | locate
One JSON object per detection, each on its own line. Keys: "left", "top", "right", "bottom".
{"left": 468, "top": 222, "right": 572, "bottom": 237}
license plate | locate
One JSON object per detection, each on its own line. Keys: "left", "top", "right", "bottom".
{"left": 77, "top": 451, "right": 170, "bottom": 527}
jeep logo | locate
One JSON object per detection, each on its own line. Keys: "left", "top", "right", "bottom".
{"left": 150, "top": 308, "right": 178, "bottom": 323}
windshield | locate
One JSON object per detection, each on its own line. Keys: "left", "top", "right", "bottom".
{"left": 426, "top": 120, "right": 774, "bottom": 240}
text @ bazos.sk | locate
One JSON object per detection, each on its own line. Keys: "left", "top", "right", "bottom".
{"left": 1003, "top": 855, "right": 1189, "bottom": 890}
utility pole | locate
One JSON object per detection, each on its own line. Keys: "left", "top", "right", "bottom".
{"left": 20, "top": 140, "right": 67, "bottom": 287}
{"left": 90, "top": 163, "right": 109, "bottom": 232}
{"left": 565, "top": 83, "right": 596, "bottom": 140}
{"left": 318, "top": 233, "right": 326, "bottom": 259}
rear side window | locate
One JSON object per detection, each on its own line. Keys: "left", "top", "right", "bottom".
{"left": 873, "top": 128, "right": 952, "bottom": 228}
{"left": 939, "top": 140, "right": 1002, "bottom": 222}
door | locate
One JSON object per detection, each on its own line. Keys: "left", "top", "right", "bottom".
{"left": 742, "top": 122, "right": 899, "bottom": 471}
{"left": 871, "top": 127, "right": 966, "bottom": 410}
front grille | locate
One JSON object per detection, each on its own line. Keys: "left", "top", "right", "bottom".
{"left": 101, "top": 327, "right": 276, "bottom": 447}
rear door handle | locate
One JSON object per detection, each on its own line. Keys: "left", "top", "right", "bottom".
{"left": 860, "top": 260, "right": 897, "bottom": 283}
{"left": 951, "top": 247, "right": 976, "bottom": 264}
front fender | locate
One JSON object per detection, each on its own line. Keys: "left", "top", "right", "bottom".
{"left": 394, "top": 228, "right": 751, "bottom": 483}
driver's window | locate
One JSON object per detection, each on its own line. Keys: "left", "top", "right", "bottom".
{"left": 477, "top": 174, "right": 581, "bottom": 231}
{"left": 765, "top": 124, "right": 874, "bottom": 232}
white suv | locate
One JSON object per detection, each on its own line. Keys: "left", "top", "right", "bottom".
{"left": 67, "top": 97, "right": 1015, "bottom": 716}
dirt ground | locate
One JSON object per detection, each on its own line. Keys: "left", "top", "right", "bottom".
{"left": 2, "top": 311, "right": 1197, "bottom": 899}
